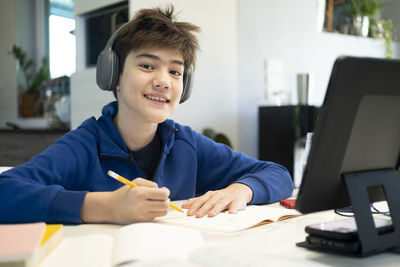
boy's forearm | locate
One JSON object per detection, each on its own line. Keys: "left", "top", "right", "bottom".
{"left": 80, "top": 192, "right": 114, "bottom": 223}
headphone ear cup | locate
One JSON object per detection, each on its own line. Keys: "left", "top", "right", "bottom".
{"left": 96, "top": 48, "right": 120, "bottom": 91}
{"left": 97, "top": 23, "right": 128, "bottom": 91}
{"left": 180, "top": 69, "right": 193, "bottom": 103}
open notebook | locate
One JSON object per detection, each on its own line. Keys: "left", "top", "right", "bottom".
{"left": 41, "top": 223, "right": 205, "bottom": 267}
{"left": 41, "top": 205, "right": 299, "bottom": 267}
{"left": 156, "top": 204, "right": 300, "bottom": 232}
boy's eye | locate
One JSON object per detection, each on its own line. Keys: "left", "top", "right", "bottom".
{"left": 170, "top": 70, "right": 182, "bottom": 76}
{"left": 140, "top": 64, "right": 154, "bottom": 70}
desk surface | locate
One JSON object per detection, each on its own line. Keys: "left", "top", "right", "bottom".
{"left": 40, "top": 201, "right": 399, "bottom": 267}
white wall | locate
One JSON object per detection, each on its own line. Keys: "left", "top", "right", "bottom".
{"left": 237, "top": 0, "right": 400, "bottom": 157}
{"left": 0, "top": 0, "right": 17, "bottom": 127}
{"left": 71, "top": 0, "right": 239, "bottom": 149}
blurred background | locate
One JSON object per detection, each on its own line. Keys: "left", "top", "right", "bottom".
{"left": 0, "top": 0, "right": 399, "bottom": 178}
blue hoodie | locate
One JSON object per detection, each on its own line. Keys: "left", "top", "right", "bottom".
{"left": 0, "top": 102, "right": 293, "bottom": 224}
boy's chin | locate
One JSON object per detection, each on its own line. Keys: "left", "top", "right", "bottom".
{"left": 148, "top": 113, "right": 170, "bottom": 124}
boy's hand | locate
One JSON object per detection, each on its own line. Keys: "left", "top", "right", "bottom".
{"left": 182, "top": 183, "right": 253, "bottom": 218}
{"left": 81, "top": 178, "right": 170, "bottom": 224}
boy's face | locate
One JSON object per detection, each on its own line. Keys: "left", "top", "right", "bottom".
{"left": 116, "top": 47, "right": 184, "bottom": 124}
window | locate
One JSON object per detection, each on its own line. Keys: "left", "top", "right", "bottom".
{"left": 84, "top": 2, "right": 128, "bottom": 67}
{"left": 48, "top": 0, "right": 75, "bottom": 78}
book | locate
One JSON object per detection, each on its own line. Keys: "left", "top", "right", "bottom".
{"left": 0, "top": 223, "right": 63, "bottom": 267}
{"left": 156, "top": 204, "right": 301, "bottom": 232}
{"left": 40, "top": 205, "right": 299, "bottom": 266}
{"left": 40, "top": 223, "right": 205, "bottom": 267}
{"left": 36, "top": 224, "right": 63, "bottom": 265}
{"left": 0, "top": 222, "right": 45, "bottom": 267}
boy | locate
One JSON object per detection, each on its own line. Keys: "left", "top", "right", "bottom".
{"left": 0, "top": 5, "right": 293, "bottom": 224}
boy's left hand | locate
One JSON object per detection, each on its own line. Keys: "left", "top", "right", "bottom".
{"left": 182, "top": 183, "right": 253, "bottom": 218}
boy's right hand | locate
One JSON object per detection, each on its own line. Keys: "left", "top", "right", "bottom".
{"left": 81, "top": 178, "right": 171, "bottom": 224}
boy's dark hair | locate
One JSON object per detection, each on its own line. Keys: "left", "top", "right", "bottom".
{"left": 112, "top": 5, "right": 200, "bottom": 97}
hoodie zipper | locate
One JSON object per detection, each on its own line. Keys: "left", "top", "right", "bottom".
{"left": 151, "top": 128, "right": 178, "bottom": 181}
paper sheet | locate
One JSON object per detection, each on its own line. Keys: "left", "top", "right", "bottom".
{"left": 157, "top": 205, "right": 300, "bottom": 232}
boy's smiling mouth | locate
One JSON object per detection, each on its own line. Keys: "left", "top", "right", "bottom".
{"left": 144, "top": 94, "right": 170, "bottom": 103}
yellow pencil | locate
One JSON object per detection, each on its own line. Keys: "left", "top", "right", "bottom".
{"left": 107, "top": 170, "right": 183, "bottom": 213}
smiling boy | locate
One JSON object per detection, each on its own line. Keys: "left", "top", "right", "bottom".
{"left": 0, "top": 6, "right": 293, "bottom": 224}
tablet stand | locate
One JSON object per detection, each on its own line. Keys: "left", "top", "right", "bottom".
{"left": 343, "top": 168, "right": 400, "bottom": 256}
{"left": 298, "top": 168, "right": 400, "bottom": 256}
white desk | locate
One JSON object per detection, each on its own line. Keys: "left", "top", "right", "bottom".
{"left": 2, "top": 165, "right": 397, "bottom": 266}
{"left": 41, "top": 201, "right": 400, "bottom": 267}
{"left": 0, "top": 167, "right": 12, "bottom": 173}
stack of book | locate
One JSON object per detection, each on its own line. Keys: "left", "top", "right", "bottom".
{"left": 0, "top": 222, "right": 63, "bottom": 267}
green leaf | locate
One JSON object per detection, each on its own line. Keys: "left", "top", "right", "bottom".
{"left": 202, "top": 127, "right": 233, "bottom": 149}
{"left": 215, "top": 133, "right": 232, "bottom": 148}
{"left": 9, "top": 45, "right": 49, "bottom": 93}
{"left": 202, "top": 128, "right": 217, "bottom": 140}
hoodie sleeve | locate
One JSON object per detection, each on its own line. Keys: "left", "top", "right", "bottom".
{"left": 0, "top": 127, "right": 98, "bottom": 224}
{"left": 194, "top": 132, "right": 293, "bottom": 204}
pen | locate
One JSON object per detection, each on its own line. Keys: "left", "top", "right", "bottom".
{"left": 107, "top": 170, "right": 183, "bottom": 213}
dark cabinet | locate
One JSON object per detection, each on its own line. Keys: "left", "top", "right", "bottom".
{"left": 258, "top": 105, "right": 319, "bottom": 177}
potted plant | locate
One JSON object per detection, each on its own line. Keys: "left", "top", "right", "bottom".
{"left": 202, "top": 128, "right": 233, "bottom": 149}
{"left": 381, "top": 19, "right": 394, "bottom": 59}
{"left": 371, "top": 18, "right": 395, "bottom": 58}
{"left": 9, "top": 45, "right": 50, "bottom": 117}
{"left": 345, "top": 0, "right": 383, "bottom": 37}
{"left": 344, "top": 0, "right": 395, "bottom": 58}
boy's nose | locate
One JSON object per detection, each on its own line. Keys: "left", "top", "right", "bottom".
{"left": 152, "top": 72, "right": 171, "bottom": 90}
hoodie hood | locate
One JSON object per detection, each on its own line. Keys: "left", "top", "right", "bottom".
{"left": 84, "top": 101, "right": 177, "bottom": 159}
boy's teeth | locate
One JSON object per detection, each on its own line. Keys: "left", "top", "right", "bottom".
{"left": 145, "top": 95, "right": 167, "bottom": 102}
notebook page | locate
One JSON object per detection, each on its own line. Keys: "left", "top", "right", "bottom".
{"left": 157, "top": 205, "right": 300, "bottom": 232}
{"left": 40, "top": 234, "right": 113, "bottom": 267}
{"left": 112, "top": 223, "right": 205, "bottom": 265}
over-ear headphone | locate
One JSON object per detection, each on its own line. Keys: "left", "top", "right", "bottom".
{"left": 96, "top": 23, "right": 193, "bottom": 103}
